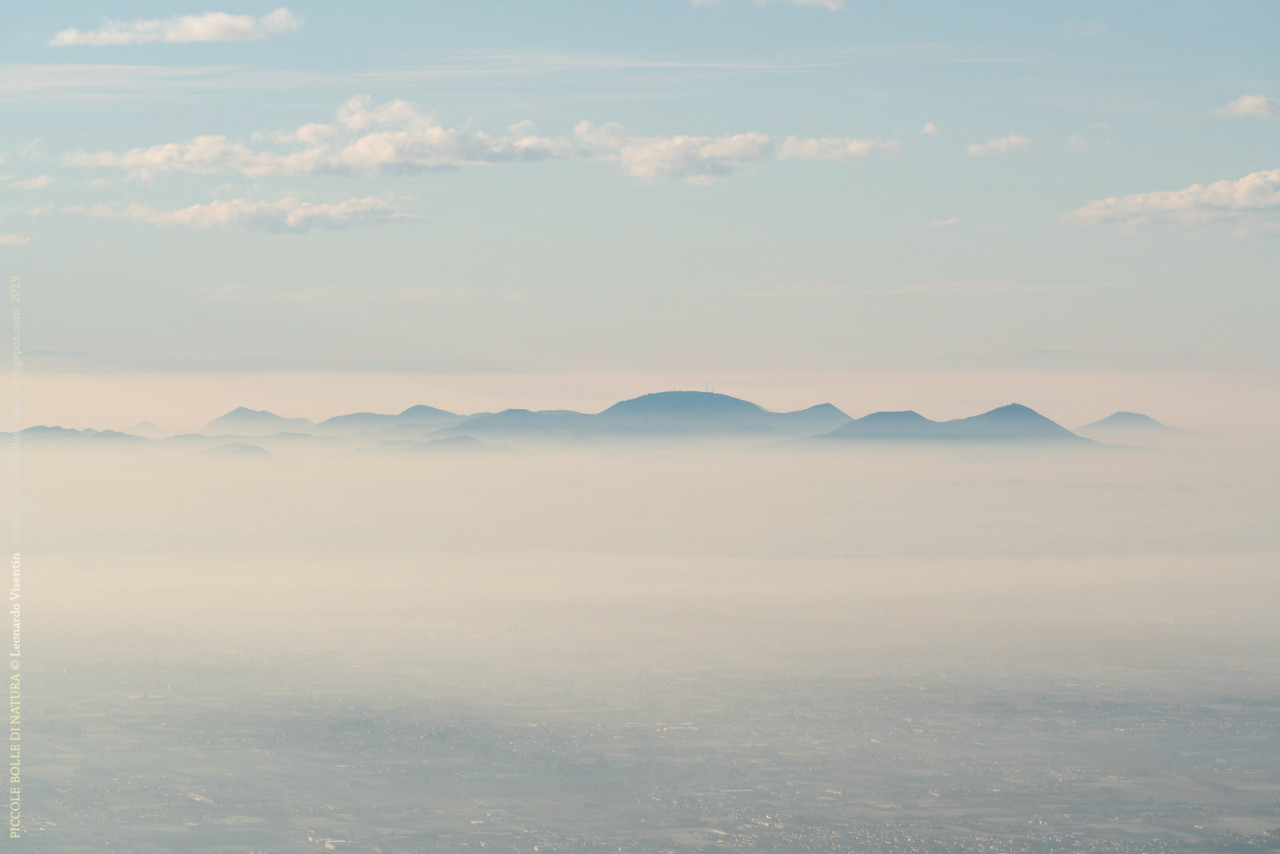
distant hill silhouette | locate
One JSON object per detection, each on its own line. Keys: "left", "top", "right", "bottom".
{"left": 773, "top": 403, "right": 853, "bottom": 437}
{"left": 1085, "top": 411, "right": 1171, "bottom": 428}
{"left": 443, "top": 409, "right": 592, "bottom": 437}
{"left": 1079, "top": 412, "right": 1174, "bottom": 432}
{"left": 16, "top": 425, "right": 150, "bottom": 444}
{"left": 54, "top": 394, "right": 1120, "bottom": 450}
{"left": 601, "top": 391, "right": 762, "bottom": 419}
{"left": 596, "top": 392, "right": 773, "bottom": 435}
{"left": 823, "top": 410, "right": 945, "bottom": 440}
{"left": 205, "top": 407, "right": 313, "bottom": 436}
{"left": 820, "top": 404, "right": 1089, "bottom": 443}
{"left": 1077, "top": 412, "right": 1192, "bottom": 444}
{"left": 439, "top": 392, "right": 851, "bottom": 439}
{"left": 399, "top": 404, "right": 458, "bottom": 421}
{"left": 315, "top": 404, "right": 463, "bottom": 436}
{"left": 315, "top": 412, "right": 397, "bottom": 432}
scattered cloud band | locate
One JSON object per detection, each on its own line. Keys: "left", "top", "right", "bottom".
{"left": 1219, "top": 94, "right": 1280, "bottom": 118}
{"left": 68, "top": 95, "right": 899, "bottom": 184}
{"left": 1071, "top": 167, "right": 1280, "bottom": 230}
{"left": 50, "top": 8, "right": 300, "bottom": 46}
{"left": 966, "top": 134, "right": 1032, "bottom": 157}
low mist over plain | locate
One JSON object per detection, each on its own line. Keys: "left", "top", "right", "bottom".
{"left": 13, "top": 406, "right": 1280, "bottom": 851}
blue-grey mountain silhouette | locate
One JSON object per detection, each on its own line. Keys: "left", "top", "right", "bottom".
{"left": 59, "top": 394, "right": 1104, "bottom": 450}
{"left": 1076, "top": 411, "right": 1202, "bottom": 445}
{"left": 819, "top": 404, "right": 1088, "bottom": 443}
{"left": 399, "top": 404, "right": 458, "bottom": 421}
{"left": 17, "top": 425, "right": 150, "bottom": 443}
{"left": 1078, "top": 412, "right": 1181, "bottom": 435}
{"left": 205, "top": 407, "right": 313, "bottom": 436}
{"left": 772, "top": 403, "right": 853, "bottom": 436}
{"left": 316, "top": 404, "right": 464, "bottom": 436}
{"left": 822, "top": 410, "right": 944, "bottom": 440}
{"left": 1085, "top": 411, "right": 1168, "bottom": 429}
{"left": 601, "top": 391, "right": 764, "bottom": 421}
{"left": 315, "top": 412, "right": 397, "bottom": 432}
{"left": 443, "top": 409, "right": 592, "bottom": 437}
{"left": 596, "top": 391, "right": 849, "bottom": 436}
{"left": 440, "top": 392, "right": 850, "bottom": 439}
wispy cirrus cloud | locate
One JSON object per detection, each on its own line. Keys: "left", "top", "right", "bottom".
{"left": 68, "top": 95, "right": 900, "bottom": 184}
{"left": 1070, "top": 168, "right": 1280, "bottom": 231}
{"left": 1218, "top": 94, "right": 1280, "bottom": 118}
{"left": 67, "top": 195, "right": 403, "bottom": 232}
{"left": 0, "top": 235, "right": 31, "bottom": 246}
{"left": 0, "top": 48, "right": 998, "bottom": 106}
{"left": 50, "top": 8, "right": 300, "bottom": 46}
{"left": 966, "top": 134, "right": 1032, "bottom": 156}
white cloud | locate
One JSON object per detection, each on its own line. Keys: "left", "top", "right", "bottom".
{"left": 1071, "top": 168, "right": 1280, "bottom": 229}
{"left": 70, "top": 96, "right": 900, "bottom": 184}
{"left": 1219, "top": 94, "right": 1280, "bottom": 118}
{"left": 577, "top": 124, "right": 772, "bottom": 182}
{"left": 325, "top": 97, "right": 572, "bottom": 174}
{"left": 67, "top": 135, "right": 271, "bottom": 180}
{"left": 69, "top": 97, "right": 572, "bottom": 180}
{"left": 927, "top": 217, "right": 960, "bottom": 227}
{"left": 777, "top": 136, "right": 900, "bottom": 162}
{"left": 576, "top": 123, "right": 896, "bottom": 183}
{"left": 966, "top": 134, "right": 1032, "bottom": 156}
{"left": 50, "top": 7, "right": 300, "bottom": 46}
{"left": 68, "top": 195, "right": 402, "bottom": 232}
{"left": 921, "top": 122, "right": 938, "bottom": 135}
{"left": 0, "top": 235, "right": 31, "bottom": 246}
{"left": 8, "top": 175, "right": 54, "bottom": 190}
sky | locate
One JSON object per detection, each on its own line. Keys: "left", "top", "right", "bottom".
{"left": 1, "top": 1, "right": 1278, "bottom": 428}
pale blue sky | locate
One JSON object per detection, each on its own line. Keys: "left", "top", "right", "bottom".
{"left": 2, "top": 1, "right": 1278, "bottom": 383}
